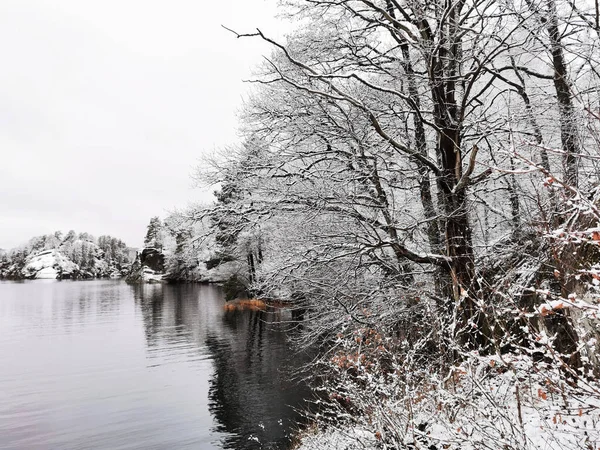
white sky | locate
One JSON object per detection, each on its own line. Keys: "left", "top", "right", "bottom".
{"left": 0, "top": 0, "right": 284, "bottom": 249}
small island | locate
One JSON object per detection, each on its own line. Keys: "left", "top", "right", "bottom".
{"left": 0, "top": 231, "right": 134, "bottom": 280}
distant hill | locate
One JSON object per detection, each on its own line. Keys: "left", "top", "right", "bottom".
{"left": 0, "top": 231, "right": 134, "bottom": 280}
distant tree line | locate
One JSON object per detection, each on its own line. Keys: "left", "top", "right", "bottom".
{"left": 0, "top": 231, "right": 132, "bottom": 279}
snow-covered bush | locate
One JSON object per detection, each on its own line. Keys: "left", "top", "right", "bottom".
{"left": 296, "top": 302, "right": 600, "bottom": 450}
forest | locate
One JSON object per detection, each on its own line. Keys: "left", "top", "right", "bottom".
{"left": 142, "top": 0, "right": 600, "bottom": 447}
{"left": 0, "top": 231, "right": 132, "bottom": 279}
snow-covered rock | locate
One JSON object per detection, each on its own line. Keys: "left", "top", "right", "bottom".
{"left": 125, "top": 248, "right": 167, "bottom": 283}
{"left": 21, "top": 250, "right": 79, "bottom": 280}
{"left": 141, "top": 266, "right": 167, "bottom": 283}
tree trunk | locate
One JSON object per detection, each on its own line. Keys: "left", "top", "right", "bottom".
{"left": 247, "top": 251, "right": 256, "bottom": 285}
{"left": 547, "top": 0, "right": 580, "bottom": 188}
{"left": 438, "top": 126, "right": 491, "bottom": 349}
{"left": 386, "top": 0, "right": 450, "bottom": 297}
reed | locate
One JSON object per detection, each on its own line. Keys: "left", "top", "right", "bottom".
{"left": 223, "top": 298, "right": 267, "bottom": 312}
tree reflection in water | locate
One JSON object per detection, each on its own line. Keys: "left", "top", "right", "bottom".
{"left": 207, "top": 308, "right": 312, "bottom": 450}
{"left": 132, "top": 283, "right": 311, "bottom": 450}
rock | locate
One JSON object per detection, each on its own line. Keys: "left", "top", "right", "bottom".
{"left": 125, "top": 247, "right": 167, "bottom": 283}
{"left": 21, "top": 250, "right": 79, "bottom": 280}
{"left": 140, "top": 248, "right": 165, "bottom": 272}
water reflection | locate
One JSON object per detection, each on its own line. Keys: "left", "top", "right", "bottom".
{"left": 0, "top": 280, "right": 310, "bottom": 450}
{"left": 207, "top": 309, "right": 312, "bottom": 449}
{"left": 131, "top": 283, "right": 311, "bottom": 450}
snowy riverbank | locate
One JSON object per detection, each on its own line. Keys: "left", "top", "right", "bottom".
{"left": 292, "top": 353, "right": 600, "bottom": 450}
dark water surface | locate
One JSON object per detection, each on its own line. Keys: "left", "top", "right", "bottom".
{"left": 0, "top": 280, "right": 311, "bottom": 450}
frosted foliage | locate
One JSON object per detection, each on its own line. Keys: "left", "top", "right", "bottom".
{"left": 185, "top": 0, "right": 600, "bottom": 447}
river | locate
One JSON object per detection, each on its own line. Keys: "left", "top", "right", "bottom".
{"left": 0, "top": 280, "right": 311, "bottom": 450}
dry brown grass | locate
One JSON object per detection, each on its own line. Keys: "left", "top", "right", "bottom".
{"left": 223, "top": 298, "right": 267, "bottom": 312}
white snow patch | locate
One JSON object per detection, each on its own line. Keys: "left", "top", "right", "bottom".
{"left": 21, "top": 250, "right": 79, "bottom": 279}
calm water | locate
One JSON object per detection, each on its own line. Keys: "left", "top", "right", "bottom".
{"left": 0, "top": 280, "right": 311, "bottom": 450}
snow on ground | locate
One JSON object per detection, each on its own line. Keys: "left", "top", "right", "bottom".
{"left": 293, "top": 357, "right": 600, "bottom": 450}
{"left": 295, "top": 427, "right": 377, "bottom": 450}
{"left": 35, "top": 267, "right": 59, "bottom": 279}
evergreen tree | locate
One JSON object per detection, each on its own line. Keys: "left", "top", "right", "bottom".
{"left": 143, "top": 217, "right": 164, "bottom": 250}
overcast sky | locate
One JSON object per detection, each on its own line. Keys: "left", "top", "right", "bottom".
{"left": 0, "top": 0, "right": 283, "bottom": 250}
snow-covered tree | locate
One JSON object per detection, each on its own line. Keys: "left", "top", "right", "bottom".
{"left": 143, "top": 216, "right": 165, "bottom": 250}
{"left": 194, "top": 0, "right": 600, "bottom": 447}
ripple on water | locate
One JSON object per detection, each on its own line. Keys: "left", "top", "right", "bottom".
{"left": 0, "top": 280, "right": 311, "bottom": 450}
